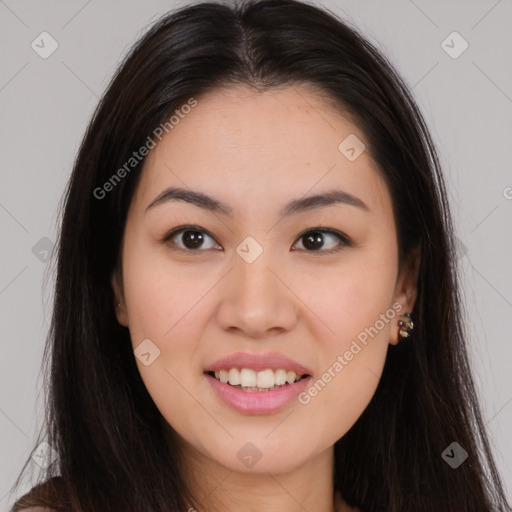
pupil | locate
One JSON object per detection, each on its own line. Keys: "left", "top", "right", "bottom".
{"left": 183, "top": 230, "right": 203, "bottom": 249}
{"left": 304, "top": 232, "right": 323, "bottom": 250}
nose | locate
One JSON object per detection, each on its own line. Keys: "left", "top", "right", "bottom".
{"left": 215, "top": 244, "right": 299, "bottom": 339}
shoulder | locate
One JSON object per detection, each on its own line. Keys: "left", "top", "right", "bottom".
{"left": 14, "top": 508, "right": 58, "bottom": 512}
{"left": 334, "top": 489, "right": 360, "bottom": 512}
{"left": 11, "top": 476, "right": 71, "bottom": 512}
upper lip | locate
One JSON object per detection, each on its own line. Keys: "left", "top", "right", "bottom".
{"left": 204, "top": 352, "right": 312, "bottom": 375}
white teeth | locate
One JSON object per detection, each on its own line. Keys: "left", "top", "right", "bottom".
{"left": 211, "top": 368, "right": 304, "bottom": 388}
{"left": 240, "top": 368, "right": 257, "bottom": 387}
{"left": 274, "top": 369, "right": 287, "bottom": 386}
{"left": 286, "top": 371, "right": 296, "bottom": 384}
{"left": 256, "top": 369, "right": 274, "bottom": 388}
{"left": 228, "top": 368, "right": 240, "bottom": 385}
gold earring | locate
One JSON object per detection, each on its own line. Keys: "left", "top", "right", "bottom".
{"left": 398, "top": 312, "right": 414, "bottom": 339}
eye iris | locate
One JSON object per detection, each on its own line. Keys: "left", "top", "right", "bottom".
{"left": 182, "top": 230, "right": 204, "bottom": 249}
{"left": 303, "top": 231, "right": 324, "bottom": 250}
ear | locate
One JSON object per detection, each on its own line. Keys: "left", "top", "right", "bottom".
{"left": 389, "top": 243, "right": 421, "bottom": 345}
{"left": 111, "top": 266, "right": 129, "bottom": 327}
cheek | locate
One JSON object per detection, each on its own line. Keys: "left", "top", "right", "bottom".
{"left": 296, "top": 325, "right": 390, "bottom": 446}
{"left": 121, "top": 243, "right": 212, "bottom": 419}
{"left": 121, "top": 247, "right": 211, "bottom": 441}
{"left": 122, "top": 239, "right": 208, "bottom": 348}
{"left": 293, "top": 254, "right": 397, "bottom": 347}
{"left": 292, "top": 251, "right": 397, "bottom": 440}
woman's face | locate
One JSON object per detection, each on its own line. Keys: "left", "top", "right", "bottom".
{"left": 112, "top": 85, "right": 418, "bottom": 476}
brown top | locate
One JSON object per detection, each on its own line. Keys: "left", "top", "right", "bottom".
{"left": 11, "top": 477, "right": 355, "bottom": 511}
{"left": 10, "top": 477, "right": 71, "bottom": 512}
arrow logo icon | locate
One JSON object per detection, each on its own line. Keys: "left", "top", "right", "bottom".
{"left": 31, "top": 31, "right": 59, "bottom": 59}
{"left": 441, "top": 442, "right": 468, "bottom": 468}
{"left": 237, "top": 442, "right": 263, "bottom": 468}
{"left": 338, "top": 134, "right": 365, "bottom": 161}
{"left": 134, "top": 339, "right": 161, "bottom": 366}
{"left": 32, "top": 236, "right": 54, "bottom": 263}
{"left": 236, "top": 236, "right": 263, "bottom": 263}
{"left": 441, "top": 31, "right": 468, "bottom": 59}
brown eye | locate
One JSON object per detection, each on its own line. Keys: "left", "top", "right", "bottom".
{"left": 164, "top": 226, "right": 220, "bottom": 252}
{"left": 163, "top": 226, "right": 351, "bottom": 254}
{"left": 293, "top": 229, "right": 351, "bottom": 253}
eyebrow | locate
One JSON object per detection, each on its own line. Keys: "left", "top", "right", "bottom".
{"left": 144, "top": 186, "right": 370, "bottom": 217}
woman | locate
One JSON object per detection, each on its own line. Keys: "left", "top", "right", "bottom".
{"left": 9, "top": 0, "right": 511, "bottom": 511}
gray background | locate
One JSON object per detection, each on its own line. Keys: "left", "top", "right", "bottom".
{"left": 1, "top": 0, "right": 511, "bottom": 506}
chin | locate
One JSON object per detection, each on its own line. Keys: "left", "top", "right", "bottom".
{"left": 203, "top": 432, "right": 318, "bottom": 475}
{"left": 221, "top": 450, "right": 312, "bottom": 475}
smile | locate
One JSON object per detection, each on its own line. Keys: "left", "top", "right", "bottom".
{"left": 207, "top": 368, "right": 307, "bottom": 391}
{"left": 204, "top": 371, "right": 312, "bottom": 414}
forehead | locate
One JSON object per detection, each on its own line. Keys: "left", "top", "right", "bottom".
{"left": 131, "top": 84, "right": 390, "bottom": 218}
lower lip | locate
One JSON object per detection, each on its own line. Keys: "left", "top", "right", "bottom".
{"left": 204, "top": 373, "right": 312, "bottom": 414}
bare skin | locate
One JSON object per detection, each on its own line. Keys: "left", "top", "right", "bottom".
{"left": 112, "top": 84, "right": 420, "bottom": 512}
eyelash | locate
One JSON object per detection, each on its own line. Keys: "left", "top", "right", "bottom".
{"left": 162, "top": 225, "right": 352, "bottom": 255}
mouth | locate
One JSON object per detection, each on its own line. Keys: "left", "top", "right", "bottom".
{"left": 203, "top": 352, "right": 313, "bottom": 413}
{"left": 204, "top": 368, "right": 310, "bottom": 392}
{"left": 204, "top": 369, "right": 312, "bottom": 414}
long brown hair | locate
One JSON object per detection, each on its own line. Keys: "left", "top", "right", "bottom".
{"left": 9, "top": 1, "right": 511, "bottom": 511}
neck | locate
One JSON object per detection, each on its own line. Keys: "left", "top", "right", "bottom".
{"left": 180, "top": 443, "right": 342, "bottom": 512}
